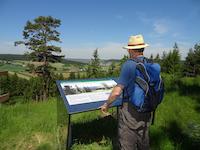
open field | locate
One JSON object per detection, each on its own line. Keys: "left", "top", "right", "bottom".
{"left": 0, "top": 60, "right": 89, "bottom": 80}
{"left": 0, "top": 63, "right": 26, "bottom": 72}
{"left": 1, "top": 92, "right": 200, "bottom": 150}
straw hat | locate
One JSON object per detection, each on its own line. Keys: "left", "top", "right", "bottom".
{"left": 123, "top": 34, "right": 149, "bottom": 50}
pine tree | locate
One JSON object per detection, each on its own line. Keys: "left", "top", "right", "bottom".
{"left": 120, "top": 55, "right": 129, "bottom": 66}
{"left": 154, "top": 53, "right": 161, "bottom": 64}
{"left": 193, "top": 44, "right": 200, "bottom": 75}
{"left": 108, "top": 62, "right": 116, "bottom": 77}
{"left": 15, "top": 16, "right": 64, "bottom": 100}
{"left": 184, "top": 44, "right": 200, "bottom": 76}
{"left": 161, "top": 43, "right": 181, "bottom": 77}
{"left": 150, "top": 54, "right": 154, "bottom": 60}
{"left": 87, "top": 49, "right": 102, "bottom": 78}
{"left": 184, "top": 49, "right": 195, "bottom": 76}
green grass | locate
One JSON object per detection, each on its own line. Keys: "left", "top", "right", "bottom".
{"left": 150, "top": 92, "right": 200, "bottom": 150}
{"left": 70, "top": 92, "right": 200, "bottom": 150}
{"left": 0, "top": 92, "right": 200, "bottom": 150}
{"left": 0, "top": 64, "right": 26, "bottom": 72}
{"left": 0, "top": 98, "right": 60, "bottom": 150}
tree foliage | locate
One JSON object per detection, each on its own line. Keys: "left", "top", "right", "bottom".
{"left": 184, "top": 44, "right": 200, "bottom": 76}
{"left": 161, "top": 43, "right": 181, "bottom": 77}
{"left": 149, "top": 54, "right": 154, "bottom": 60}
{"left": 119, "top": 55, "right": 128, "bottom": 66}
{"left": 0, "top": 73, "right": 64, "bottom": 102}
{"left": 154, "top": 53, "right": 161, "bottom": 64}
{"left": 15, "top": 16, "right": 64, "bottom": 100}
{"left": 108, "top": 62, "right": 118, "bottom": 77}
{"left": 87, "top": 49, "right": 103, "bottom": 78}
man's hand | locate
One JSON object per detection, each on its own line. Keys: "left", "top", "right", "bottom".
{"left": 100, "top": 85, "right": 123, "bottom": 117}
{"left": 100, "top": 102, "right": 110, "bottom": 116}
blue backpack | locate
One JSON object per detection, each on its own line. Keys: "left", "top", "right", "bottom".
{"left": 129, "top": 58, "right": 164, "bottom": 113}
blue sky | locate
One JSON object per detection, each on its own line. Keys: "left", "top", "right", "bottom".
{"left": 0, "top": 0, "right": 200, "bottom": 59}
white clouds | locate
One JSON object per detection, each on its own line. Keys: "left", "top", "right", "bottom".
{"left": 99, "top": 42, "right": 126, "bottom": 59}
{"left": 145, "top": 41, "right": 193, "bottom": 60}
{"left": 62, "top": 41, "right": 192, "bottom": 60}
{"left": 136, "top": 12, "right": 151, "bottom": 23}
{"left": 115, "top": 15, "right": 123, "bottom": 20}
{"left": 0, "top": 41, "right": 26, "bottom": 54}
{"left": 0, "top": 40, "right": 193, "bottom": 60}
{"left": 136, "top": 12, "right": 179, "bottom": 36}
{"left": 144, "top": 44, "right": 171, "bottom": 58}
{"left": 153, "top": 20, "right": 169, "bottom": 34}
{"left": 62, "top": 42, "right": 127, "bottom": 59}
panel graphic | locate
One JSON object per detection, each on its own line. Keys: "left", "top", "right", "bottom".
{"left": 56, "top": 78, "right": 122, "bottom": 114}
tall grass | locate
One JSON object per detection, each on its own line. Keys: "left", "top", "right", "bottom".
{"left": 70, "top": 92, "right": 200, "bottom": 150}
{"left": 0, "top": 92, "right": 200, "bottom": 150}
{"left": 0, "top": 64, "right": 26, "bottom": 72}
{"left": 0, "top": 98, "right": 59, "bottom": 150}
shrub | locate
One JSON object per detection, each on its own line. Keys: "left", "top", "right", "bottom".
{"left": 178, "top": 76, "right": 200, "bottom": 95}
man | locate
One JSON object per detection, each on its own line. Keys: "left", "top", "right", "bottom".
{"left": 101, "top": 34, "right": 152, "bottom": 150}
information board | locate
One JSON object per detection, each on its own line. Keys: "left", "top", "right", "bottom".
{"left": 56, "top": 78, "right": 122, "bottom": 114}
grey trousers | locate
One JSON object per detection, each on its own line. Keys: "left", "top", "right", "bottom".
{"left": 118, "top": 102, "right": 151, "bottom": 150}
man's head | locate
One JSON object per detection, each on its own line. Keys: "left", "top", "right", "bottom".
{"left": 123, "top": 34, "right": 149, "bottom": 58}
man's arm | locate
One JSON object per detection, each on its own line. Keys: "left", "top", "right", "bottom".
{"left": 100, "top": 84, "right": 123, "bottom": 115}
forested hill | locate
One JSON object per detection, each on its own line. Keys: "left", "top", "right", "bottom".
{"left": 0, "top": 54, "right": 28, "bottom": 61}
{"left": 0, "top": 54, "right": 86, "bottom": 65}
{"left": 0, "top": 54, "right": 120, "bottom": 64}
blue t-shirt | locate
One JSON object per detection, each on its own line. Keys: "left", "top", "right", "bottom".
{"left": 117, "top": 56, "right": 144, "bottom": 101}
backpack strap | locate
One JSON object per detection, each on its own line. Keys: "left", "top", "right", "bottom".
{"left": 129, "top": 57, "right": 150, "bottom": 83}
{"left": 129, "top": 58, "right": 150, "bottom": 94}
{"left": 136, "top": 63, "right": 150, "bottom": 83}
{"left": 122, "top": 88, "right": 129, "bottom": 101}
{"left": 135, "top": 77, "right": 149, "bottom": 96}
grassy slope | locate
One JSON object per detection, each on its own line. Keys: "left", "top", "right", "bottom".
{"left": 0, "top": 60, "right": 87, "bottom": 79}
{"left": 0, "top": 92, "right": 200, "bottom": 150}
{"left": 0, "top": 64, "right": 26, "bottom": 72}
{"left": 0, "top": 98, "right": 59, "bottom": 150}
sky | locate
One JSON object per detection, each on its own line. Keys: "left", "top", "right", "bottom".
{"left": 0, "top": 0, "right": 200, "bottom": 59}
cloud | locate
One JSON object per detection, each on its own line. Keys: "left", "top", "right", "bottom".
{"left": 136, "top": 12, "right": 152, "bottom": 24}
{"left": 62, "top": 42, "right": 127, "bottom": 59}
{"left": 115, "top": 15, "right": 123, "bottom": 20}
{"left": 153, "top": 20, "right": 169, "bottom": 34}
{"left": 136, "top": 12, "right": 174, "bottom": 35}
{"left": 144, "top": 44, "right": 171, "bottom": 59}
{"left": 99, "top": 42, "right": 126, "bottom": 59}
{"left": 0, "top": 40, "right": 193, "bottom": 60}
{"left": 0, "top": 41, "right": 26, "bottom": 54}
{"left": 145, "top": 41, "right": 194, "bottom": 60}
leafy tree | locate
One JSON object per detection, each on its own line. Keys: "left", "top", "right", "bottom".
{"left": 193, "top": 44, "right": 200, "bottom": 75}
{"left": 26, "top": 63, "right": 35, "bottom": 73}
{"left": 15, "top": 16, "right": 64, "bottom": 100}
{"left": 108, "top": 62, "right": 116, "bottom": 77}
{"left": 69, "top": 72, "right": 76, "bottom": 79}
{"left": 184, "top": 49, "right": 195, "bottom": 76}
{"left": 184, "top": 44, "right": 200, "bottom": 76}
{"left": 76, "top": 72, "right": 81, "bottom": 79}
{"left": 154, "top": 53, "right": 161, "bottom": 64}
{"left": 162, "top": 51, "right": 167, "bottom": 60}
{"left": 119, "top": 55, "right": 129, "bottom": 66}
{"left": 87, "top": 49, "right": 102, "bottom": 78}
{"left": 161, "top": 43, "right": 181, "bottom": 77}
{"left": 149, "top": 54, "right": 154, "bottom": 60}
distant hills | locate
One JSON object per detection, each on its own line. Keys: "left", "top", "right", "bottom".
{"left": 67, "top": 58, "right": 120, "bottom": 64}
{"left": 0, "top": 54, "right": 120, "bottom": 64}
{"left": 0, "top": 54, "right": 27, "bottom": 61}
